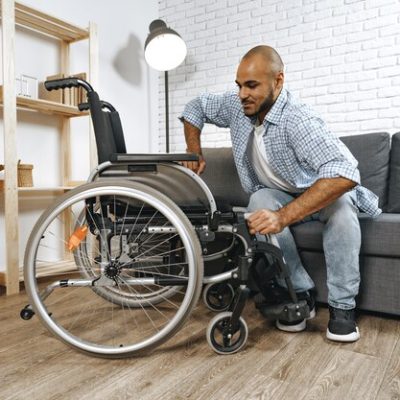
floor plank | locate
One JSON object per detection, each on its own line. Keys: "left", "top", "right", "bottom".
{"left": 375, "top": 335, "right": 400, "bottom": 400}
{"left": 1, "top": 291, "right": 399, "bottom": 400}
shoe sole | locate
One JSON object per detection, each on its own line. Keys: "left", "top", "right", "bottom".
{"left": 275, "top": 307, "right": 316, "bottom": 333}
{"left": 276, "top": 319, "right": 306, "bottom": 332}
{"left": 326, "top": 327, "right": 360, "bottom": 342}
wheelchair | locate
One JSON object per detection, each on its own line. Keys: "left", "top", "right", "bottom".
{"left": 20, "top": 78, "right": 311, "bottom": 358}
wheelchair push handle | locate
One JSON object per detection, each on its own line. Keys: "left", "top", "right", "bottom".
{"left": 44, "top": 77, "right": 94, "bottom": 93}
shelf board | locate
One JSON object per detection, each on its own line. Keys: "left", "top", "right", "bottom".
{"left": 14, "top": 96, "right": 86, "bottom": 117}
{"left": 35, "top": 259, "right": 78, "bottom": 279}
{"left": 0, "top": 183, "right": 86, "bottom": 194}
{"left": 0, "top": 85, "right": 89, "bottom": 117}
{"left": 18, "top": 186, "right": 78, "bottom": 192}
{"left": 0, "top": 259, "right": 77, "bottom": 285}
{"left": 11, "top": 2, "right": 89, "bottom": 42}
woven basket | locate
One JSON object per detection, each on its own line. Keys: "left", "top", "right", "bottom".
{"left": 0, "top": 161, "right": 34, "bottom": 187}
{"left": 18, "top": 160, "right": 34, "bottom": 187}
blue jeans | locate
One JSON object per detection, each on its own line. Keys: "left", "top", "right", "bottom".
{"left": 247, "top": 188, "right": 361, "bottom": 310}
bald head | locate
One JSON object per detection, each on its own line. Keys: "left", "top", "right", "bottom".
{"left": 242, "top": 45, "right": 284, "bottom": 75}
{"left": 236, "top": 45, "right": 285, "bottom": 121}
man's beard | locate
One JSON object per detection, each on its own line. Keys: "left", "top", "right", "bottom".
{"left": 243, "top": 91, "right": 275, "bottom": 117}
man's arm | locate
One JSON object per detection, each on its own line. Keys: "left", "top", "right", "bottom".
{"left": 182, "top": 120, "right": 206, "bottom": 174}
{"left": 180, "top": 92, "right": 235, "bottom": 174}
{"left": 247, "top": 177, "right": 356, "bottom": 235}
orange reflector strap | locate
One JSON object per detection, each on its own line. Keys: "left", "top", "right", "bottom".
{"left": 67, "top": 225, "right": 88, "bottom": 251}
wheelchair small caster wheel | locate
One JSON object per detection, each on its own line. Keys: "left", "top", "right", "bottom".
{"left": 206, "top": 311, "right": 248, "bottom": 355}
{"left": 20, "top": 306, "right": 35, "bottom": 320}
{"left": 203, "top": 283, "right": 235, "bottom": 312}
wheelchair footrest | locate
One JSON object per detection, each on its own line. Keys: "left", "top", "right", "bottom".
{"left": 256, "top": 299, "right": 310, "bottom": 322}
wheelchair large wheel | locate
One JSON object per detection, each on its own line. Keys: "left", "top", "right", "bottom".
{"left": 24, "top": 180, "right": 203, "bottom": 358}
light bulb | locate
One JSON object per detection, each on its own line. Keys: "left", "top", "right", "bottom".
{"left": 145, "top": 33, "right": 187, "bottom": 71}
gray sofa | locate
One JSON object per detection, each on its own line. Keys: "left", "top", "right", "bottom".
{"left": 201, "top": 131, "right": 400, "bottom": 316}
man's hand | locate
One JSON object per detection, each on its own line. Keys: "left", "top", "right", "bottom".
{"left": 182, "top": 154, "right": 206, "bottom": 175}
{"left": 246, "top": 209, "right": 285, "bottom": 235}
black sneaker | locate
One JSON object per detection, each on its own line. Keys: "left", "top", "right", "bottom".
{"left": 275, "top": 290, "right": 316, "bottom": 333}
{"left": 326, "top": 306, "right": 360, "bottom": 342}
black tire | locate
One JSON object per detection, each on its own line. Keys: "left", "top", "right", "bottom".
{"left": 202, "top": 283, "right": 235, "bottom": 312}
{"left": 206, "top": 311, "right": 248, "bottom": 355}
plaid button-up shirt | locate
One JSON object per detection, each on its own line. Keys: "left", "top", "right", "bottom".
{"left": 181, "top": 88, "right": 381, "bottom": 217}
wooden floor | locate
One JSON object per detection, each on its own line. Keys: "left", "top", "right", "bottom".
{"left": 1, "top": 288, "right": 400, "bottom": 400}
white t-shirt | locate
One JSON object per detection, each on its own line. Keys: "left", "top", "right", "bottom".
{"left": 250, "top": 123, "right": 302, "bottom": 193}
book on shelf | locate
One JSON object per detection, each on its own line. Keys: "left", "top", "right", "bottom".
{"left": 38, "top": 73, "right": 64, "bottom": 104}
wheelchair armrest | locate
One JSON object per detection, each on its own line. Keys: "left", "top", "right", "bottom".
{"left": 109, "top": 153, "right": 199, "bottom": 163}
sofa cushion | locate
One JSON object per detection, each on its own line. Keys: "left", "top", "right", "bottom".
{"left": 340, "top": 132, "right": 391, "bottom": 210}
{"left": 387, "top": 131, "right": 400, "bottom": 212}
{"left": 292, "top": 213, "right": 400, "bottom": 257}
{"left": 201, "top": 147, "right": 249, "bottom": 208}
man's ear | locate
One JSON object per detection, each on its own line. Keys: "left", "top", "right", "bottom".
{"left": 276, "top": 71, "right": 284, "bottom": 89}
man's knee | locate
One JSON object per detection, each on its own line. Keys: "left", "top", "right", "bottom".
{"left": 320, "top": 192, "right": 361, "bottom": 245}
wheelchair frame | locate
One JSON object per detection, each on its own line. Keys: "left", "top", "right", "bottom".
{"left": 21, "top": 78, "right": 309, "bottom": 357}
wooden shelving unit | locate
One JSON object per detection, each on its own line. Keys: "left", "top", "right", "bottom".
{"left": 0, "top": 0, "right": 98, "bottom": 295}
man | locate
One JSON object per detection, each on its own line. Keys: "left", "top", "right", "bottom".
{"left": 180, "top": 45, "right": 380, "bottom": 342}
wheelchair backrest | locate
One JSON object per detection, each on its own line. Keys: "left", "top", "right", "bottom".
{"left": 87, "top": 91, "right": 127, "bottom": 164}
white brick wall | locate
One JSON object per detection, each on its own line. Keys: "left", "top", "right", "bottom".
{"left": 158, "top": 0, "right": 400, "bottom": 152}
